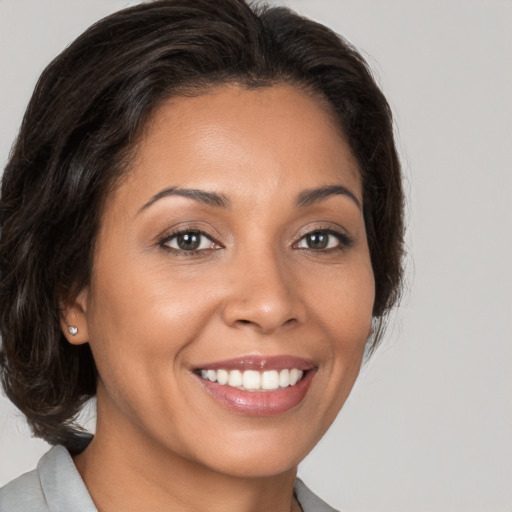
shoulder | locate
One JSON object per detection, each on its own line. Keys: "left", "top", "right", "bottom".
{"left": 294, "top": 478, "right": 340, "bottom": 512}
{"left": 0, "top": 465, "right": 47, "bottom": 512}
{"left": 0, "top": 446, "right": 96, "bottom": 512}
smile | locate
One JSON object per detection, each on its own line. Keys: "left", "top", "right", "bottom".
{"left": 199, "top": 368, "right": 304, "bottom": 391}
{"left": 194, "top": 356, "right": 316, "bottom": 416}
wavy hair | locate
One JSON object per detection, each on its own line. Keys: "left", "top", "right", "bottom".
{"left": 0, "top": 0, "right": 404, "bottom": 451}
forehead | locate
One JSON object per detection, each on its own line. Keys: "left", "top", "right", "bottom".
{"left": 111, "top": 84, "right": 361, "bottom": 212}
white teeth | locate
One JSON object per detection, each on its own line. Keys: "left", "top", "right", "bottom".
{"left": 199, "top": 368, "right": 305, "bottom": 391}
{"left": 279, "top": 369, "right": 290, "bottom": 388}
{"left": 228, "top": 369, "right": 243, "bottom": 387}
{"left": 217, "top": 369, "right": 229, "bottom": 385}
{"left": 290, "top": 369, "right": 303, "bottom": 386}
{"left": 261, "top": 370, "right": 279, "bottom": 390}
{"left": 242, "top": 370, "right": 261, "bottom": 390}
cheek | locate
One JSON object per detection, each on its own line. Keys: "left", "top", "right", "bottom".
{"left": 334, "top": 265, "right": 374, "bottom": 363}
{"left": 307, "top": 257, "right": 375, "bottom": 395}
{"left": 88, "top": 271, "right": 198, "bottom": 350}
{"left": 84, "top": 260, "right": 206, "bottom": 395}
{"left": 308, "top": 256, "right": 375, "bottom": 339}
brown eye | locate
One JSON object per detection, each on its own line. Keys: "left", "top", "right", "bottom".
{"left": 296, "top": 229, "right": 350, "bottom": 251}
{"left": 161, "top": 230, "right": 219, "bottom": 252}
{"left": 176, "top": 232, "right": 202, "bottom": 251}
{"left": 304, "top": 232, "right": 330, "bottom": 249}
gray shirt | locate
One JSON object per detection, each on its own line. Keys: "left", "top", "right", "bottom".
{"left": 0, "top": 446, "right": 338, "bottom": 511}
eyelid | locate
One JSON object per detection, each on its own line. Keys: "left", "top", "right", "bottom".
{"left": 293, "top": 225, "right": 354, "bottom": 250}
{"left": 157, "top": 226, "right": 223, "bottom": 253}
{"left": 155, "top": 222, "right": 352, "bottom": 255}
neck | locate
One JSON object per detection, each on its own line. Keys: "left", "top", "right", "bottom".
{"left": 74, "top": 416, "right": 300, "bottom": 512}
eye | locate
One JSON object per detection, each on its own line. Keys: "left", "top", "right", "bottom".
{"left": 160, "top": 229, "right": 220, "bottom": 253}
{"left": 295, "top": 229, "right": 351, "bottom": 251}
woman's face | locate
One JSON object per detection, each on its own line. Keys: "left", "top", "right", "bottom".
{"left": 72, "top": 84, "right": 374, "bottom": 477}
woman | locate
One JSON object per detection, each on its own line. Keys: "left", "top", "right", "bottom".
{"left": 0, "top": 1, "right": 403, "bottom": 511}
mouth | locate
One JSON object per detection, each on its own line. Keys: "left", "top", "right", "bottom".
{"left": 197, "top": 368, "right": 305, "bottom": 391}
{"left": 193, "top": 356, "right": 316, "bottom": 416}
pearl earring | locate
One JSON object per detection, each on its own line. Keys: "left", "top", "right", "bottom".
{"left": 67, "top": 326, "right": 78, "bottom": 336}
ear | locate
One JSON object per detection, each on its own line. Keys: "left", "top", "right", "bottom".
{"left": 59, "top": 286, "right": 90, "bottom": 346}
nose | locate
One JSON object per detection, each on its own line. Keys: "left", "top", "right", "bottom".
{"left": 220, "top": 247, "right": 307, "bottom": 335}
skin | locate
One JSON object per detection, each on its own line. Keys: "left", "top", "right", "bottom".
{"left": 62, "top": 84, "right": 375, "bottom": 512}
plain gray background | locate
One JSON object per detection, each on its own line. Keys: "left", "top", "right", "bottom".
{"left": 1, "top": 1, "right": 511, "bottom": 511}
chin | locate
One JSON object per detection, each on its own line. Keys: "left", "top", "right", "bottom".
{"left": 187, "top": 425, "right": 322, "bottom": 479}
{"left": 206, "top": 451, "right": 302, "bottom": 479}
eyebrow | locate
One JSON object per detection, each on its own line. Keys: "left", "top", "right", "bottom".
{"left": 296, "top": 185, "right": 361, "bottom": 210}
{"left": 139, "top": 186, "right": 230, "bottom": 212}
{"left": 139, "top": 183, "right": 361, "bottom": 214}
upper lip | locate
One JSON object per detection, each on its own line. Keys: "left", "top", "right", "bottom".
{"left": 194, "top": 355, "right": 316, "bottom": 372}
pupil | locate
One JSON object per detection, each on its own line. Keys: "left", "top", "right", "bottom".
{"left": 308, "top": 232, "right": 328, "bottom": 249}
{"left": 177, "top": 232, "right": 200, "bottom": 250}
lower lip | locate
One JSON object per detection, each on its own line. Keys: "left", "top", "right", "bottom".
{"left": 196, "top": 370, "right": 315, "bottom": 416}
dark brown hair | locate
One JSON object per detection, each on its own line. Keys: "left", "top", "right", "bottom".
{"left": 0, "top": 0, "right": 404, "bottom": 451}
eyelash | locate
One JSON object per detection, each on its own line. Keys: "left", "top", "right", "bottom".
{"left": 157, "top": 226, "right": 353, "bottom": 256}
{"left": 158, "top": 227, "right": 222, "bottom": 256}
{"left": 294, "top": 227, "right": 354, "bottom": 252}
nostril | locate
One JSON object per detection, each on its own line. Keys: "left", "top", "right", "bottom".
{"left": 234, "top": 317, "right": 299, "bottom": 332}
{"left": 222, "top": 290, "right": 306, "bottom": 333}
